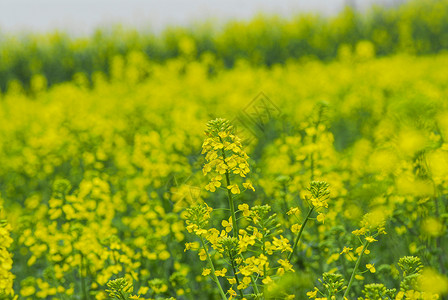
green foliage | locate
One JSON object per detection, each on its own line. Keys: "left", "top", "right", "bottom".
{"left": 398, "top": 256, "right": 424, "bottom": 278}
{"left": 307, "top": 181, "right": 330, "bottom": 201}
{"left": 398, "top": 256, "right": 424, "bottom": 291}
{"left": 106, "top": 278, "right": 133, "bottom": 300}
{"left": 318, "top": 272, "right": 346, "bottom": 298}
{"left": 361, "top": 283, "right": 396, "bottom": 300}
{"left": 205, "top": 118, "right": 234, "bottom": 137}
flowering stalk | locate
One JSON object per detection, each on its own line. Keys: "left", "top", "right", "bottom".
{"left": 341, "top": 212, "right": 387, "bottom": 298}
{"left": 201, "top": 118, "right": 260, "bottom": 298}
{"left": 218, "top": 134, "right": 260, "bottom": 297}
{"left": 202, "top": 119, "right": 253, "bottom": 237}
{"left": 289, "top": 181, "right": 329, "bottom": 261}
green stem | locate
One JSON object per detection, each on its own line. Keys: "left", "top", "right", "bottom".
{"left": 119, "top": 291, "right": 127, "bottom": 300}
{"left": 288, "top": 206, "right": 314, "bottom": 261}
{"left": 249, "top": 274, "right": 261, "bottom": 299}
{"left": 200, "top": 237, "right": 227, "bottom": 300}
{"left": 343, "top": 241, "right": 370, "bottom": 299}
{"left": 219, "top": 140, "right": 239, "bottom": 238}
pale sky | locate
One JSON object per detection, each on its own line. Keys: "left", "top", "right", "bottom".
{"left": 0, "top": 0, "right": 403, "bottom": 35}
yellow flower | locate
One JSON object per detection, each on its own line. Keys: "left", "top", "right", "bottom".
{"left": 218, "top": 131, "right": 229, "bottom": 139}
{"left": 278, "top": 259, "right": 294, "bottom": 272}
{"left": 205, "top": 179, "right": 221, "bottom": 192}
{"left": 238, "top": 204, "right": 251, "bottom": 217}
{"left": 365, "top": 236, "right": 377, "bottom": 243}
{"left": 222, "top": 218, "right": 233, "bottom": 232}
{"left": 316, "top": 212, "right": 325, "bottom": 223}
{"left": 287, "top": 207, "right": 300, "bottom": 216}
{"left": 195, "top": 228, "right": 207, "bottom": 236}
{"left": 227, "top": 184, "right": 241, "bottom": 194}
{"left": 212, "top": 141, "right": 224, "bottom": 150}
{"left": 198, "top": 249, "right": 207, "bottom": 261}
{"left": 291, "top": 223, "right": 302, "bottom": 233}
{"left": 326, "top": 253, "right": 340, "bottom": 264}
{"left": 366, "top": 263, "right": 376, "bottom": 273}
{"left": 228, "top": 278, "right": 237, "bottom": 285}
{"left": 242, "top": 182, "right": 255, "bottom": 191}
{"left": 227, "top": 288, "right": 237, "bottom": 297}
{"left": 215, "top": 268, "right": 227, "bottom": 277}
{"left": 184, "top": 242, "right": 199, "bottom": 252}
{"left": 238, "top": 232, "right": 256, "bottom": 252}
{"left": 262, "top": 276, "right": 273, "bottom": 285}
{"left": 311, "top": 196, "right": 328, "bottom": 209}
{"left": 237, "top": 276, "right": 251, "bottom": 290}
{"left": 355, "top": 246, "right": 370, "bottom": 255}
{"left": 201, "top": 268, "right": 211, "bottom": 276}
{"left": 216, "top": 162, "right": 228, "bottom": 174}
{"left": 307, "top": 289, "right": 317, "bottom": 298}
{"left": 202, "top": 163, "right": 212, "bottom": 175}
{"left": 340, "top": 247, "right": 353, "bottom": 255}
{"left": 272, "top": 235, "right": 292, "bottom": 253}
{"left": 352, "top": 227, "right": 366, "bottom": 236}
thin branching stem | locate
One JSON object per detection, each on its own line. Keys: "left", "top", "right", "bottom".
{"left": 200, "top": 237, "right": 227, "bottom": 300}
{"left": 343, "top": 241, "right": 370, "bottom": 299}
{"left": 288, "top": 206, "right": 314, "bottom": 261}
{"left": 229, "top": 251, "right": 244, "bottom": 299}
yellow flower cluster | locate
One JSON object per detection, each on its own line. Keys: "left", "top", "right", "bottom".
{"left": 352, "top": 212, "right": 387, "bottom": 244}
{"left": 185, "top": 153, "right": 296, "bottom": 299}
{"left": 202, "top": 118, "right": 254, "bottom": 194}
{"left": 396, "top": 290, "right": 439, "bottom": 300}
{"left": 185, "top": 204, "right": 213, "bottom": 236}
{"left": 0, "top": 207, "right": 15, "bottom": 298}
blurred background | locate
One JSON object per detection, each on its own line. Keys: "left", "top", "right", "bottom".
{"left": 1, "top": 0, "right": 404, "bottom": 34}
{"left": 0, "top": 0, "right": 448, "bottom": 92}
{"left": 1, "top": 0, "right": 447, "bottom": 93}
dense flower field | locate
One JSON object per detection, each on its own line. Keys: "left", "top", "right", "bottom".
{"left": 0, "top": 50, "right": 447, "bottom": 299}
{"left": 1, "top": 4, "right": 448, "bottom": 298}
